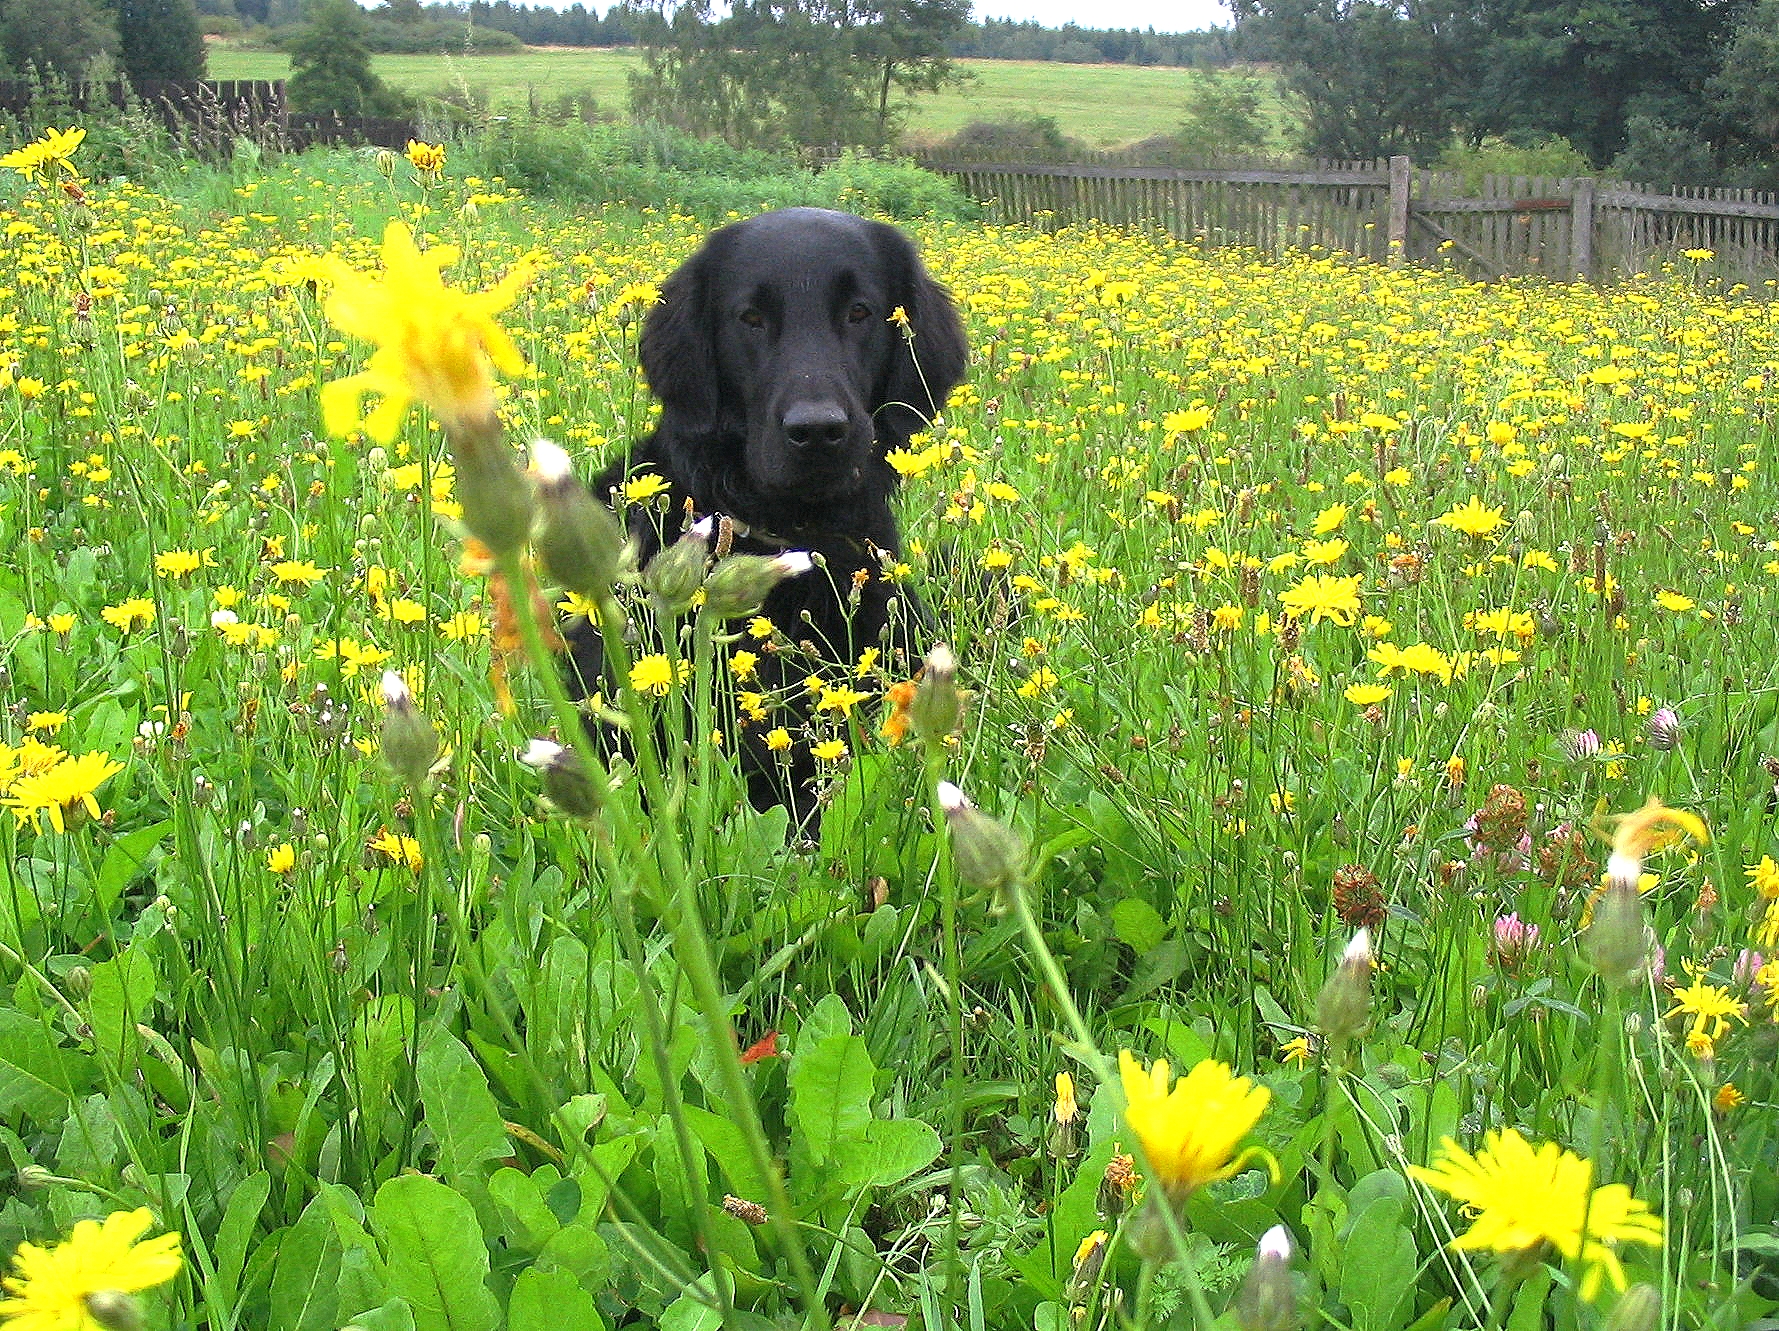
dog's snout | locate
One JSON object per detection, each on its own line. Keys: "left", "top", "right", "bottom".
{"left": 782, "top": 402, "right": 850, "bottom": 449}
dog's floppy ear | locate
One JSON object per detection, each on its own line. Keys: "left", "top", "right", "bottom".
{"left": 872, "top": 221, "right": 967, "bottom": 444}
{"left": 638, "top": 245, "right": 719, "bottom": 431}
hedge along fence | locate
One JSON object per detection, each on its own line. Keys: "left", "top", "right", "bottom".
{"left": 913, "top": 149, "right": 1779, "bottom": 286}
{"left": 0, "top": 79, "right": 425, "bottom": 154}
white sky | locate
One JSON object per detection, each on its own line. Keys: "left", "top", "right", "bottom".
{"left": 970, "top": 0, "right": 1231, "bottom": 30}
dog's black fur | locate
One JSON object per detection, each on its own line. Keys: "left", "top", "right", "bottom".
{"left": 565, "top": 207, "right": 968, "bottom": 820}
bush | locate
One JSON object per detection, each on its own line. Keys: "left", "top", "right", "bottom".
{"left": 1434, "top": 136, "right": 1593, "bottom": 189}
{"left": 931, "top": 115, "right": 1087, "bottom": 161}
{"left": 461, "top": 119, "right": 979, "bottom": 221}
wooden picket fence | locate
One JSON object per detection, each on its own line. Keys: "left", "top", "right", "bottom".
{"left": 913, "top": 149, "right": 1779, "bottom": 285}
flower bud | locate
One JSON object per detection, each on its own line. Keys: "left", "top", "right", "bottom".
{"left": 1316, "top": 928, "right": 1373, "bottom": 1046}
{"left": 1604, "top": 1284, "right": 1660, "bottom": 1331}
{"left": 911, "top": 642, "right": 965, "bottom": 745}
{"left": 83, "top": 1292, "right": 144, "bottom": 1331}
{"left": 1067, "top": 1229, "right": 1109, "bottom": 1305}
{"left": 1234, "top": 1226, "right": 1300, "bottom": 1331}
{"left": 936, "top": 781, "right": 1025, "bottom": 900}
{"left": 379, "top": 671, "right": 437, "bottom": 790}
{"left": 519, "top": 739, "right": 602, "bottom": 819}
{"left": 449, "top": 413, "right": 534, "bottom": 560}
{"left": 16, "top": 1164, "right": 55, "bottom": 1190}
{"left": 1586, "top": 879, "right": 1650, "bottom": 987}
{"left": 644, "top": 518, "right": 712, "bottom": 612}
{"left": 530, "top": 439, "right": 624, "bottom": 597}
{"left": 703, "top": 550, "right": 813, "bottom": 619}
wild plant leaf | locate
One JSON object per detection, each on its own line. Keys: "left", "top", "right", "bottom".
{"left": 373, "top": 1174, "right": 501, "bottom": 1331}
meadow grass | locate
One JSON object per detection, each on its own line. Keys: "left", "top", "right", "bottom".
{"left": 204, "top": 44, "right": 1279, "bottom": 149}
{"left": 0, "top": 134, "right": 1776, "bottom": 1331}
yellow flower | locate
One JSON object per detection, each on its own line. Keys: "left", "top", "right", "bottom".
{"left": 269, "top": 560, "right": 327, "bottom": 586}
{"left": 629, "top": 654, "right": 677, "bottom": 696}
{"left": 1358, "top": 411, "right": 1400, "bottom": 432}
{"left": 1054, "top": 1071, "right": 1079, "bottom": 1126}
{"left": 1665, "top": 973, "right": 1746, "bottom": 1044}
{"left": 405, "top": 139, "right": 446, "bottom": 174}
{"left": 100, "top": 599, "right": 156, "bottom": 633}
{"left": 1654, "top": 590, "right": 1695, "bottom": 613}
{"left": 266, "top": 843, "right": 297, "bottom": 875}
{"left": 154, "top": 548, "right": 215, "bottom": 579}
{"left": 1714, "top": 1083, "right": 1744, "bottom": 1114}
{"left": 1279, "top": 573, "right": 1362, "bottom": 627}
{"left": 1117, "top": 1051, "right": 1270, "bottom": 1200}
{"left": 811, "top": 738, "right": 849, "bottom": 763}
{"left": 1408, "top": 1128, "right": 1663, "bottom": 1301}
{"left": 1603, "top": 797, "right": 1707, "bottom": 892}
{"left": 3, "top": 753, "right": 125, "bottom": 834}
{"left": 1344, "top": 683, "right": 1391, "bottom": 706}
{"left": 622, "top": 473, "right": 672, "bottom": 503}
{"left": 1432, "top": 496, "right": 1507, "bottom": 538}
{"left": 1746, "top": 856, "right": 1779, "bottom": 900}
{"left": 1163, "top": 406, "right": 1213, "bottom": 435}
{"left": 0, "top": 1207, "right": 181, "bottom": 1331}
{"left": 320, "top": 222, "right": 531, "bottom": 442}
{"left": 1311, "top": 502, "right": 1348, "bottom": 535}
{"left": 368, "top": 828, "right": 424, "bottom": 873}
{"left": 765, "top": 727, "right": 792, "bottom": 752}
{"left": 1279, "top": 1036, "right": 1313, "bottom": 1067}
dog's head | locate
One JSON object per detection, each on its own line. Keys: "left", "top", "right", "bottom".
{"left": 638, "top": 207, "right": 967, "bottom": 515}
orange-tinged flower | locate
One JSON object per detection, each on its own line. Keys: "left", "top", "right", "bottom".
{"left": 320, "top": 222, "right": 531, "bottom": 442}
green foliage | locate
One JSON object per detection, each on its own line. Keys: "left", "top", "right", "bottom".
{"left": 464, "top": 118, "right": 979, "bottom": 219}
{"left": 0, "top": 0, "right": 120, "bottom": 80}
{"left": 286, "top": 0, "right": 401, "bottom": 115}
{"left": 1175, "top": 66, "right": 1272, "bottom": 157}
{"left": 1432, "top": 135, "right": 1592, "bottom": 189}
{"left": 627, "top": 0, "right": 969, "bottom": 150}
{"left": 118, "top": 0, "right": 207, "bottom": 81}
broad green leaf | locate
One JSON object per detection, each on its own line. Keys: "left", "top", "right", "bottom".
{"left": 86, "top": 944, "right": 156, "bottom": 1072}
{"left": 0, "top": 1010, "right": 85, "bottom": 1124}
{"left": 268, "top": 1196, "right": 343, "bottom": 1331}
{"left": 507, "top": 1264, "right": 604, "bottom": 1331}
{"left": 1337, "top": 1194, "right": 1417, "bottom": 1331}
{"left": 372, "top": 1174, "right": 501, "bottom": 1331}
{"left": 789, "top": 1033, "right": 874, "bottom": 1166}
{"left": 836, "top": 1118, "right": 942, "bottom": 1190}
{"left": 344, "top": 1298, "right": 416, "bottom": 1331}
{"left": 94, "top": 820, "right": 171, "bottom": 922}
{"left": 681, "top": 1105, "right": 768, "bottom": 1200}
{"left": 488, "top": 1167, "right": 562, "bottom": 1252}
{"left": 209, "top": 1170, "right": 271, "bottom": 1315}
{"left": 416, "top": 1025, "right": 511, "bottom": 1185}
{"left": 1110, "top": 896, "right": 1166, "bottom": 952}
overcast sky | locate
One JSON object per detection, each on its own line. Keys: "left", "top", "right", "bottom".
{"left": 970, "top": 0, "right": 1230, "bottom": 30}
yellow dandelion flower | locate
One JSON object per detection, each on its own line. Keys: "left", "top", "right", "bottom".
{"left": 368, "top": 828, "right": 424, "bottom": 873}
{"left": 1117, "top": 1051, "right": 1271, "bottom": 1201}
{"left": 320, "top": 221, "right": 531, "bottom": 442}
{"left": 1745, "top": 856, "right": 1779, "bottom": 900}
{"left": 1279, "top": 573, "right": 1362, "bottom": 627}
{"left": 765, "top": 727, "right": 792, "bottom": 752}
{"left": 1665, "top": 973, "right": 1746, "bottom": 1044}
{"left": 266, "top": 843, "right": 297, "bottom": 875}
{"left": 810, "top": 738, "right": 849, "bottom": 763}
{"left": 3, "top": 752, "right": 125, "bottom": 834}
{"left": 0, "top": 1207, "right": 181, "bottom": 1331}
{"left": 100, "top": 599, "right": 155, "bottom": 634}
{"left": 1408, "top": 1128, "right": 1663, "bottom": 1302}
{"left": 1432, "top": 496, "right": 1506, "bottom": 538}
{"left": 629, "top": 654, "right": 678, "bottom": 696}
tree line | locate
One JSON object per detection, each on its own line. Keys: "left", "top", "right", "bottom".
{"left": 1, "top": 0, "right": 206, "bottom": 84}
{"left": 1231, "top": 0, "right": 1779, "bottom": 187}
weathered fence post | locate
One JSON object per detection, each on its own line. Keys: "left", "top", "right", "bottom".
{"left": 1571, "top": 176, "right": 1595, "bottom": 281}
{"left": 1387, "top": 155, "right": 1412, "bottom": 265}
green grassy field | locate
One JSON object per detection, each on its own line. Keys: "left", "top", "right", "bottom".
{"left": 207, "top": 44, "right": 1267, "bottom": 148}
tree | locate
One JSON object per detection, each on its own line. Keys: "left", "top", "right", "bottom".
{"left": 628, "top": 0, "right": 967, "bottom": 150}
{"left": 116, "top": 0, "right": 207, "bottom": 81}
{"left": 0, "top": 0, "right": 120, "bottom": 79}
{"left": 1463, "top": 0, "right": 1750, "bottom": 168}
{"left": 1229, "top": 0, "right": 1482, "bottom": 160}
{"left": 1177, "top": 67, "right": 1271, "bottom": 156}
{"left": 287, "top": 0, "right": 393, "bottom": 113}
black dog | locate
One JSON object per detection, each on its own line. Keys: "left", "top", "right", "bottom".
{"left": 565, "top": 207, "right": 968, "bottom": 820}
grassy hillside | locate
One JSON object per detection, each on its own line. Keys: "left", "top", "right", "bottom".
{"left": 206, "top": 44, "right": 1286, "bottom": 149}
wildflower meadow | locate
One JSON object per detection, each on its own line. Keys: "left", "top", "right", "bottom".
{"left": 0, "top": 126, "right": 1776, "bottom": 1331}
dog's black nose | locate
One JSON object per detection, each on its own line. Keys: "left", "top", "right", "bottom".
{"left": 783, "top": 403, "right": 850, "bottom": 449}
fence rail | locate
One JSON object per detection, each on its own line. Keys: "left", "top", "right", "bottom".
{"left": 914, "top": 153, "right": 1779, "bottom": 284}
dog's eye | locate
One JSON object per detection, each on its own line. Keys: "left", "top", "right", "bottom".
{"left": 846, "top": 302, "right": 872, "bottom": 324}
{"left": 739, "top": 307, "right": 765, "bottom": 329}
